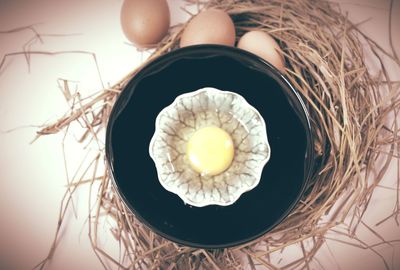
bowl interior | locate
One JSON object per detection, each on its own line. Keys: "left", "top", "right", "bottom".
{"left": 106, "top": 45, "right": 314, "bottom": 248}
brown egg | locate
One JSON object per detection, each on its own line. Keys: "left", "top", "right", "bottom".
{"left": 238, "top": 31, "right": 285, "bottom": 72}
{"left": 120, "top": 0, "right": 170, "bottom": 48}
{"left": 180, "top": 9, "right": 236, "bottom": 48}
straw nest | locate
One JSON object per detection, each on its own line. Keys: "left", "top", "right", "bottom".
{"left": 33, "top": 0, "right": 400, "bottom": 269}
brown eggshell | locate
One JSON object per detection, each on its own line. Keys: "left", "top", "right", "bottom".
{"left": 120, "top": 0, "right": 170, "bottom": 48}
{"left": 180, "top": 9, "right": 236, "bottom": 48}
{"left": 238, "top": 31, "right": 285, "bottom": 72}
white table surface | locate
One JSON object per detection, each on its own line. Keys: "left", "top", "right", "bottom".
{"left": 0, "top": 0, "right": 399, "bottom": 269}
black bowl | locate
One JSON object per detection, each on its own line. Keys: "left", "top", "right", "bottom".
{"left": 106, "top": 45, "right": 315, "bottom": 248}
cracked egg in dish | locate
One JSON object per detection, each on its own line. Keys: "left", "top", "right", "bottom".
{"left": 149, "top": 87, "right": 271, "bottom": 207}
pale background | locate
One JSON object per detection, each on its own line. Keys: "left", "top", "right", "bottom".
{"left": 0, "top": 0, "right": 399, "bottom": 269}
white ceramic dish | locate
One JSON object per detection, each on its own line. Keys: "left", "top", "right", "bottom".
{"left": 149, "top": 87, "right": 271, "bottom": 207}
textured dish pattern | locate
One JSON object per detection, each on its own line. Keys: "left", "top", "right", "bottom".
{"left": 149, "top": 87, "right": 270, "bottom": 206}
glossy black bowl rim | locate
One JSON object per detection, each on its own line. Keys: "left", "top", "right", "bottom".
{"left": 105, "top": 44, "right": 315, "bottom": 249}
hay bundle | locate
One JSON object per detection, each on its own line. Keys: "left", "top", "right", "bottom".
{"left": 35, "top": 0, "right": 400, "bottom": 269}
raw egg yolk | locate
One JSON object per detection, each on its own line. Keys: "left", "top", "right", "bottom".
{"left": 187, "top": 126, "right": 234, "bottom": 176}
